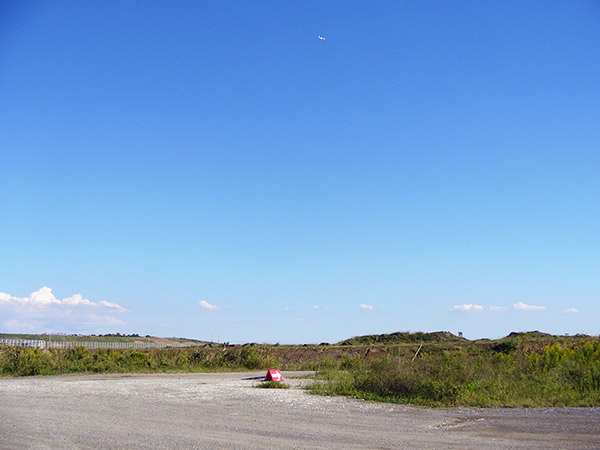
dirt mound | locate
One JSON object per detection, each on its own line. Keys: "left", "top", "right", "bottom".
{"left": 337, "top": 331, "right": 466, "bottom": 346}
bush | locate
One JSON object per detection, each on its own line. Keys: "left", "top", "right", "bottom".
{"left": 1, "top": 347, "right": 55, "bottom": 376}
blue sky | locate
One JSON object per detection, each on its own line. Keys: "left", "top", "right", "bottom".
{"left": 1, "top": 1, "right": 599, "bottom": 343}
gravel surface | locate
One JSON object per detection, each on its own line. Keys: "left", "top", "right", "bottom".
{"left": 1, "top": 372, "right": 599, "bottom": 449}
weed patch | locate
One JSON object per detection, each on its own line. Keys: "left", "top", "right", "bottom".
{"left": 309, "top": 340, "right": 600, "bottom": 407}
{"left": 257, "top": 381, "right": 290, "bottom": 389}
{"left": 0, "top": 344, "right": 281, "bottom": 377}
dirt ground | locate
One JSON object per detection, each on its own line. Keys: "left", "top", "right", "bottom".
{"left": 1, "top": 372, "right": 599, "bottom": 449}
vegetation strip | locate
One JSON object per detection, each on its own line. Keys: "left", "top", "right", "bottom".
{"left": 1, "top": 331, "right": 598, "bottom": 408}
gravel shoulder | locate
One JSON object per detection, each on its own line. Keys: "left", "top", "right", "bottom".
{"left": 1, "top": 372, "right": 599, "bottom": 449}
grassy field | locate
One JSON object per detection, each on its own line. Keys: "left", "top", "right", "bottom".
{"left": 310, "top": 332, "right": 600, "bottom": 407}
{"left": 1, "top": 331, "right": 599, "bottom": 408}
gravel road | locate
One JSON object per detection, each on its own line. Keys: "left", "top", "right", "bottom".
{"left": 1, "top": 372, "right": 599, "bottom": 449}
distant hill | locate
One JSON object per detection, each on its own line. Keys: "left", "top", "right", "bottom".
{"left": 337, "top": 331, "right": 467, "bottom": 346}
{"left": 474, "top": 330, "right": 597, "bottom": 354}
{"left": 0, "top": 333, "right": 208, "bottom": 346}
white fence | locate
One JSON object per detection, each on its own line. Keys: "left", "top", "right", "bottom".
{"left": 0, "top": 338, "right": 202, "bottom": 350}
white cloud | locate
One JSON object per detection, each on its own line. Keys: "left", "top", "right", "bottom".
{"left": 513, "top": 302, "right": 547, "bottom": 311}
{"left": 28, "top": 287, "right": 60, "bottom": 306}
{"left": 98, "top": 300, "right": 128, "bottom": 312}
{"left": 561, "top": 308, "right": 580, "bottom": 314}
{"left": 0, "top": 287, "right": 128, "bottom": 333}
{"left": 490, "top": 306, "right": 510, "bottom": 312}
{"left": 452, "top": 304, "right": 484, "bottom": 312}
{"left": 62, "top": 294, "right": 94, "bottom": 306}
{"left": 312, "top": 305, "right": 331, "bottom": 311}
{"left": 199, "top": 300, "right": 225, "bottom": 311}
{"left": 360, "top": 303, "right": 374, "bottom": 310}
{"left": 0, "top": 287, "right": 126, "bottom": 311}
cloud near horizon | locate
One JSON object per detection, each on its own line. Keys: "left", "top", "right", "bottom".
{"left": 513, "top": 302, "right": 547, "bottom": 311}
{"left": 0, "top": 287, "right": 127, "bottom": 311}
{"left": 561, "top": 308, "right": 580, "bottom": 314}
{"left": 490, "top": 306, "right": 510, "bottom": 312}
{"left": 452, "top": 304, "right": 484, "bottom": 312}
{"left": 360, "top": 303, "right": 374, "bottom": 310}
{"left": 98, "top": 300, "right": 127, "bottom": 312}
{"left": 312, "top": 305, "right": 331, "bottom": 311}
{"left": 0, "top": 287, "right": 128, "bottom": 333}
{"left": 199, "top": 300, "right": 226, "bottom": 311}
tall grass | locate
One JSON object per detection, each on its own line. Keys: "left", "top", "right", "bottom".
{"left": 310, "top": 340, "right": 600, "bottom": 407}
{"left": 0, "top": 344, "right": 280, "bottom": 377}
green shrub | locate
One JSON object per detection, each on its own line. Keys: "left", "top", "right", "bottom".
{"left": 1, "top": 347, "right": 55, "bottom": 376}
{"left": 257, "top": 381, "right": 290, "bottom": 389}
